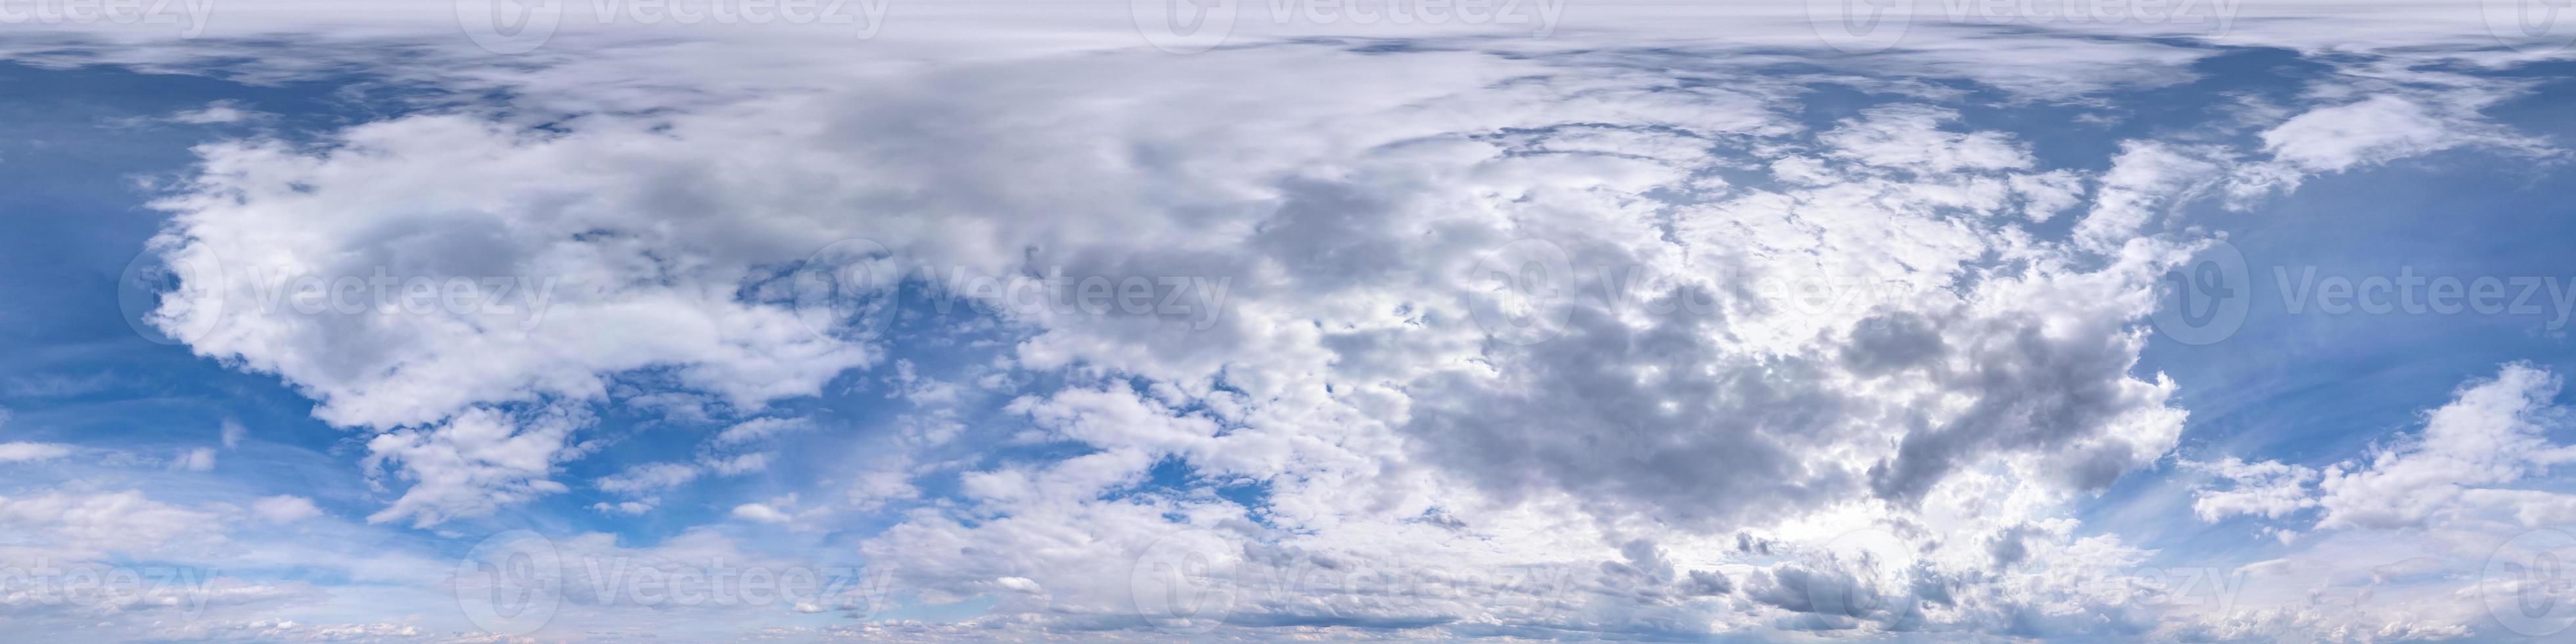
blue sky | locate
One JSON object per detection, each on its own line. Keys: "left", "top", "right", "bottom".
{"left": 10, "top": 1, "right": 2576, "bottom": 641}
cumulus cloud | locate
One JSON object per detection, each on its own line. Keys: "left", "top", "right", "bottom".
{"left": 2314, "top": 363, "right": 2576, "bottom": 530}
{"left": 2261, "top": 95, "right": 2546, "bottom": 173}
{"left": 359, "top": 407, "right": 581, "bottom": 527}
{"left": 2191, "top": 365, "right": 2576, "bottom": 533}
{"left": 2175, "top": 364, "right": 2576, "bottom": 639}
{"left": 73, "top": 2, "right": 2575, "bottom": 640}
{"left": 2181, "top": 457, "right": 2319, "bottom": 522}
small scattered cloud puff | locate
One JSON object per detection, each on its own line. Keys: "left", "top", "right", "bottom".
{"left": 250, "top": 495, "right": 321, "bottom": 523}
{"left": 0, "top": 442, "right": 72, "bottom": 463}
{"left": 730, "top": 503, "right": 791, "bottom": 524}
{"left": 590, "top": 500, "right": 653, "bottom": 515}
{"left": 171, "top": 447, "right": 216, "bottom": 472}
{"left": 166, "top": 100, "right": 265, "bottom": 125}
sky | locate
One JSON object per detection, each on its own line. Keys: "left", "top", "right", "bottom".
{"left": 7, "top": 0, "right": 2576, "bottom": 641}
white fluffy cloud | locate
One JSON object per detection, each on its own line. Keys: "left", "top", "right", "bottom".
{"left": 2182, "top": 457, "right": 2320, "bottom": 522}
{"left": 358, "top": 407, "right": 582, "bottom": 526}
{"left": 77, "top": 1, "right": 2575, "bottom": 640}
{"left": 0, "top": 490, "right": 225, "bottom": 559}
{"left": 0, "top": 442, "right": 73, "bottom": 463}
{"left": 2191, "top": 364, "right": 2576, "bottom": 532}
{"left": 250, "top": 495, "right": 323, "bottom": 523}
{"left": 2314, "top": 363, "right": 2576, "bottom": 530}
{"left": 170, "top": 447, "right": 216, "bottom": 472}
{"left": 595, "top": 461, "right": 703, "bottom": 497}
{"left": 2178, "top": 364, "right": 2576, "bottom": 638}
